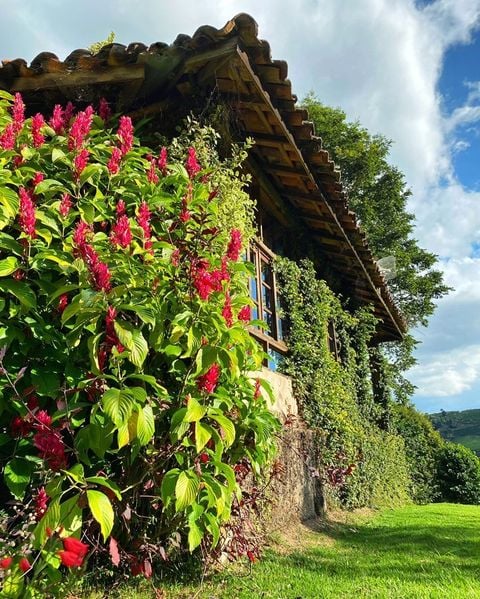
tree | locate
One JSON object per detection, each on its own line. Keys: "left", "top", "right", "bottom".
{"left": 302, "top": 94, "right": 450, "bottom": 403}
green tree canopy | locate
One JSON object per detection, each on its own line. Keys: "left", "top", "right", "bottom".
{"left": 302, "top": 94, "right": 450, "bottom": 404}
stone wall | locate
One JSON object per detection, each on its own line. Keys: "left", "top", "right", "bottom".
{"left": 260, "top": 369, "right": 325, "bottom": 525}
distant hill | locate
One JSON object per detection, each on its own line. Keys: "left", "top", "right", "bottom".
{"left": 430, "top": 409, "right": 480, "bottom": 456}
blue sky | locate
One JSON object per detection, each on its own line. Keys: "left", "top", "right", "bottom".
{"left": 1, "top": 0, "right": 480, "bottom": 414}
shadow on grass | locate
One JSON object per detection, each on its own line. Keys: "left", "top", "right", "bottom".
{"left": 276, "top": 512, "right": 480, "bottom": 585}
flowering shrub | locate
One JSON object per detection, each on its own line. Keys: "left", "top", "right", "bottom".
{"left": 0, "top": 91, "right": 278, "bottom": 596}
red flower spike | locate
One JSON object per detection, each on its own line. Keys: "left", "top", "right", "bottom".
{"left": 68, "top": 108, "right": 93, "bottom": 151}
{"left": 64, "top": 102, "right": 75, "bottom": 125}
{"left": 186, "top": 146, "right": 201, "bottom": 179}
{"left": 74, "top": 148, "right": 89, "bottom": 179}
{"left": 254, "top": 378, "right": 261, "bottom": 400}
{"left": 98, "top": 97, "right": 111, "bottom": 122}
{"left": 117, "top": 116, "right": 133, "bottom": 156}
{"left": 19, "top": 558, "right": 31, "bottom": 573}
{"left": 31, "top": 113, "right": 45, "bottom": 147}
{"left": 58, "top": 550, "right": 83, "bottom": 568}
{"left": 62, "top": 536, "right": 89, "bottom": 558}
{"left": 110, "top": 214, "right": 132, "bottom": 248}
{"left": 222, "top": 292, "right": 233, "bottom": 327}
{"left": 227, "top": 229, "right": 242, "bottom": 262}
{"left": 246, "top": 550, "right": 256, "bottom": 563}
{"left": 107, "top": 147, "right": 122, "bottom": 175}
{"left": 0, "top": 124, "right": 15, "bottom": 150}
{"left": 18, "top": 187, "right": 36, "bottom": 238}
{"left": 12, "top": 93, "right": 25, "bottom": 133}
{"left": 158, "top": 146, "right": 168, "bottom": 175}
{"left": 137, "top": 201, "right": 152, "bottom": 251}
{"left": 199, "top": 452, "right": 209, "bottom": 464}
{"left": 147, "top": 158, "right": 159, "bottom": 184}
{"left": 49, "top": 104, "right": 65, "bottom": 134}
{"left": 0, "top": 557, "right": 12, "bottom": 569}
{"left": 35, "top": 487, "right": 48, "bottom": 521}
{"left": 10, "top": 416, "right": 32, "bottom": 438}
{"left": 116, "top": 200, "right": 126, "bottom": 216}
{"left": 59, "top": 193, "right": 73, "bottom": 218}
{"left": 32, "top": 172, "right": 44, "bottom": 188}
{"left": 196, "top": 363, "right": 220, "bottom": 394}
{"left": 238, "top": 305, "right": 251, "bottom": 322}
{"left": 58, "top": 294, "right": 69, "bottom": 313}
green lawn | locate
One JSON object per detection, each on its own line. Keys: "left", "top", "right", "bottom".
{"left": 83, "top": 503, "right": 480, "bottom": 599}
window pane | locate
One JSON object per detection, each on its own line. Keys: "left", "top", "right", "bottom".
{"left": 261, "top": 260, "right": 272, "bottom": 283}
{"left": 268, "top": 347, "right": 284, "bottom": 371}
{"left": 249, "top": 277, "right": 258, "bottom": 302}
{"left": 263, "top": 310, "right": 273, "bottom": 334}
{"left": 261, "top": 284, "right": 273, "bottom": 310}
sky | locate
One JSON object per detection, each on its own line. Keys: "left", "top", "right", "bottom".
{"left": 1, "top": 0, "right": 480, "bottom": 414}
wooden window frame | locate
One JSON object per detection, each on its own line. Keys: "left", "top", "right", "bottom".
{"left": 248, "top": 238, "right": 287, "bottom": 367}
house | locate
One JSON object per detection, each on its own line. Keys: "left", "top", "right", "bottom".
{"left": 0, "top": 13, "right": 405, "bottom": 519}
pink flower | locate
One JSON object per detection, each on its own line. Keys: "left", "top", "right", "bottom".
{"left": 74, "top": 148, "right": 89, "bottom": 179}
{"left": 10, "top": 416, "right": 32, "bottom": 438}
{"left": 117, "top": 116, "right": 133, "bottom": 156}
{"left": 19, "top": 558, "right": 31, "bottom": 573}
{"left": 68, "top": 108, "right": 93, "bottom": 151}
{"left": 0, "top": 124, "right": 16, "bottom": 150}
{"left": 0, "top": 557, "right": 12, "bottom": 569}
{"left": 18, "top": 187, "right": 36, "bottom": 238}
{"left": 105, "top": 306, "right": 124, "bottom": 353}
{"left": 31, "top": 113, "right": 45, "bottom": 147}
{"left": 137, "top": 201, "right": 152, "bottom": 250}
{"left": 185, "top": 146, "right": 201, "bottom": 179}
{"left": 58, "top": 294, "right": 69, "bottom": 313}
{"left": 64, "top": 101, "right": 75, "bottom": 125}
{"left": 35, "top": 487, "right": 48, "bottom": 520}
{"left": 49, "top": 104, "right": 65, "bottom": 134}
{"left": 59, "top": 193, "right": 73, "bottom": 218}
{"left": 32, "top": 172, "right": 44, "bottom": 188}
{"left": 147, "top": 158, "right": 159, "bottom": 184}
{"left": 33, "top": 413, "right": 67, "bottom": 471}
{"left": 197, "top": 363, "right": 221, "bottom": 394}
{"left": 107, "top": 147, "right": 122, "bottom": 175}
{"left": 73, "top": 220, "right": 92, "bottom": 249}
{"left": 238, "top": 305, "right": 251, "bottom": 322}
{"left": 116, "top": 200, "right": 126, "bottom": 216}
{"left": 158, "top": 146, "right": 167, "bottom": 175}
{"left": 98, "top": 97, "right": 111, "bottom": 122}
{"left": 222, "top": 292, "right": 233, "bottom": 327}
{"left": 91, "top": 259, "right": 112, "bottom": 292}
{"left": 110, "top": 214, "right": 132, "bottom": 248}
{"left": 226, "top": 229, "right": 242, "bottom": 261}
{"left": 12, "top": 93, "right": 25, "bottom": 133}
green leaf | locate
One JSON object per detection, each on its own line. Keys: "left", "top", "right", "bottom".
{"left": 87, "top": 489, "right": 114, "bottom": 541}
{"left": 34, "top": 498, "right": 61, "bottom": 547}
{"left": 35, "top": 178, "right": 65, "bottom": 194}
{"left": 4, "top": 458, "right": 34, "bottom": 499}
{"left": 86, "top": 476, "right": 122, "bottom": 500}
{"left": 59, "top": 494, "right": 83, "bottom": 537}
{"left": 175, "top": 471, "right": 199, "bottom": 510}
{"left": 52, "top": 147, "right": 66, "bottom": 162}
{"left": 0, "top": 232, "right": 23, "bottom": 255}
{"left": 119, "top": 304, "right": 156, "bottom": 326}
{"left": 0, "top": 186, "right": 19, "bottom": 219}
{"left": 130, "top": 328, "right": 148, "bottom": 368}
{"left": 102, "top": 388, "right": 135, "bottom": 427}
{"left": 161, "top": 468, "right": 180, "bottom": 508}
{"left": 195, "top": 421, "right": 211, "bottom": 452}
{"left": 0, "top": 280, "right": 36, "bottom": 309}
{"left": 0, "top": 257, "right": 18, "bottom": 277}
{"left": 188, "top": 520, "right": 204, "bottom": 552}
{"left": 209, "top": 413, "right": 236, "bottom": 447}
{"left": 136, "top": 404, "right": 155, "bottom": 445}
{"left": 185, "top": 397, "right": 207, "bottom": 423}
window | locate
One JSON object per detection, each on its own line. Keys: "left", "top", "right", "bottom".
{"left": 248, "top": 239, "right": 287, "bottom": 370}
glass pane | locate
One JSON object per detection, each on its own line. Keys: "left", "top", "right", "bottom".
{"left": 262, "top": 284, "right": 273, "bottom": 310}
{"left": 251, "top": 304, "right": 259, "bottom": 322}
{"left": 268, "top": 347, "right": 284, "bottom": 371}
{"left": 261, "top": 259, "right": 272, "bottom": 283}
{"left": 277, "top": 317, "right": 284, "bottom": 341}
{"left": 249, "top": 277, "right": 258, "bottom": 302}
{"left": 263, "top": 310, "right": 273, "bottom": 334}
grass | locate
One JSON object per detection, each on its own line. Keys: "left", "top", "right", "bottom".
{"left": 82, "top": 503, "right": 480, "bottom": 599}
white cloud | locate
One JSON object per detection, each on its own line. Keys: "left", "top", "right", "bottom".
{"left": 410, "top": 344, "right": 480, "bottom": 396}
